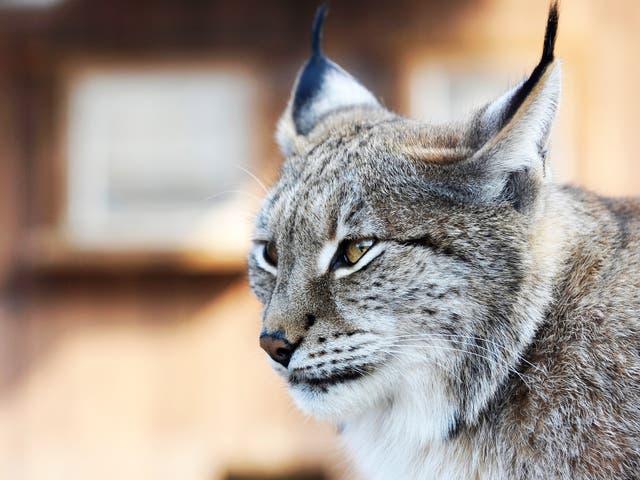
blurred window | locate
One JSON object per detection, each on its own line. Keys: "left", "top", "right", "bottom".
{"left": 64, "top": 65, "right": 258, "bottom": 249}
{"left": 408, "top": 64, "right": 510, "bottom": 123}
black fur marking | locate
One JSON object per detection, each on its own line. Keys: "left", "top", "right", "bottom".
{"left": 289, "top": 363, "right": 375, "bottom": 388}
{"left": 501, "top": 2, "right": 559, "bottom": 126}
{"left": 318, "top": 336, "right": 326, "bottom": 343}
{"left": 441, "top": 324, "right": 458, "bottom": 338}
{"left": 401, "top": 236, "right": 470, "bottom": 264}
{"left": 305, "top": 313, "right": 316, "bottom": 329}
{"left": 343, "top": 199, "right": 366, "bottom": 225}
{"left": 447, "top": 413, "right": 463, "bottom": 440}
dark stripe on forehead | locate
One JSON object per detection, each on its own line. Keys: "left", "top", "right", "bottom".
{"left": 286, "top": 199, "right": 302, "bottom": 245}
{"left": 263, "top": 186, "right": 284, "bottom": 214}
{"left": 326, "top": 185, "right": 355, "bottom": 240}
{"left": 327, "top": 210, "right": 338, "bottom": 240}
{"left": 271, "top": 120, "right": 384, "bottom": 244}
{"left": 284, "top": 175, "right": 324, "bottom": 244}
{"left": 343, "top": 198, "right": 366, "bottom": 226}
{"left": 283, "top": 176, "right": 345, "bottom": 248}
{"left": 324, "top": 187, "right": 356, "bottom": 239}
{"left": 314, "top": 150, "right": 337, "bottom": 178}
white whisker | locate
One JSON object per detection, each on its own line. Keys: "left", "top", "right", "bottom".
{"left": 376, "top": 341, "right": 532, "bottom": 389}
{"left": 381, "top": 332, "right": 539, "bottom": 372}
{"left": 231, "top": 164, "right": 269, "bottom": 194}
{"left": 203, "top": 189, "right": 265, "bottom": 203}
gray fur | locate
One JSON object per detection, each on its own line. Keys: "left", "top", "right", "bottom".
{"left": 248, "top": 5, "right": 640, "bottom": 479}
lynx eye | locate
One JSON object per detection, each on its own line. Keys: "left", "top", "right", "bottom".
{"left": 263, "top": 242, "right": 278, "bottom": 266}
{"left": 343, "top": 239, "right": 375, "bottom": 265}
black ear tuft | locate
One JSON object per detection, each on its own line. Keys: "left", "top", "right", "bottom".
{"left": 284, "top": 2, "right": 379, "bottom": 138}
{"left": 492, "top": 1, "right": 560, "bottom": 129}
{"left": 542, "top": 1, "right": 559, "bottom": 65}
{"left": 276, "top": 3, "right": 379, "bottom": 153}
{"left": 292, "top": 4, "right": 334, "bottom": 134}
{"left": 311, "top": 3, "right": 329, "bottom": 58}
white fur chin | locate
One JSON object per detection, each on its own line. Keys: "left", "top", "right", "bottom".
{"left": 288, "top": 363, "right": 498, "bottom": 479}
{"left": 288, "top": 364, "right": 395, "bottom": 423}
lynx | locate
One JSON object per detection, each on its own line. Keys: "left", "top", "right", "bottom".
{"left": 248, "top": 3, "right": 640, "bottom": 479}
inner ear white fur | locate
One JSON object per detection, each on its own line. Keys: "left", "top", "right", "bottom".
{"left": 470, "top": 61, "right": 561, "bottom": 200}
{"left": 480, "top": 81, "right": 525, "bottom": 133}
{"left": 480, "top": 62, "right": 561, "bottom": 170}
{"left": 300, "top": 65, "right": 379, "bottom": 132}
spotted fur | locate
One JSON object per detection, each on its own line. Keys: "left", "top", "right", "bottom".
{"left": 248, "top": 3, "right": 640, "bottom": 479}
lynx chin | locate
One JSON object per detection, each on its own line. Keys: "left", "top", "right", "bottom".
{"left": 248, "top": 3, "right": 640, "bottom": 479}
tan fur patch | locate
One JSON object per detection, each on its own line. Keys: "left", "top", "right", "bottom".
{"left": 401, "top": 146, "right": 474, "bottom": 164}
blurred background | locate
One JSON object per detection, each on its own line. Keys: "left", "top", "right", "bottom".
{"left": 0, "top": 0, "right": 639, "bottom": 479}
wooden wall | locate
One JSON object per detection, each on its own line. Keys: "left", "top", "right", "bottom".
{"left": 0, "top": 1, "right": 639, "bottom": 479}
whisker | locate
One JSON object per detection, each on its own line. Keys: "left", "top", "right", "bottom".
{"left": 376, "top": 342, "right": 532, "bottom": 389}
{"left": 381, "top": 332, "right": 539, "bottom": 371}
{"left": 203, "top": 189, "right": 265, "bottom": 203}
{"left": 379, "top": 343, "right": 499, "bottom": 363}
{"left": 370, "top": 345, "right": 467, "bottom": 389}
{"left": 231, "top": 164, "right": 269, "bottom": 194}
{"left": 388, "top": 336, "right": 505, "bottom": 364}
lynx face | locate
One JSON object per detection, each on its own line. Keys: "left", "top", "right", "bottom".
{"left": 249, "top": 4, "right": 560, "bottom": 433}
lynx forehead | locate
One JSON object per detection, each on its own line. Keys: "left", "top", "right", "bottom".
{"left": 248, "top": 3, "right": 640, "bottom": 479}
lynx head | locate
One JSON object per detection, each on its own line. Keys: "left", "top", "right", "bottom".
{"left": 249, "top": 3, "right": 561, "bottom": 437}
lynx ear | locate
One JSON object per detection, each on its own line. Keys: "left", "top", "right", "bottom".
{"left": 470, "top": 2, "right": 560, "bottom": 208}
{"left": 276, "top": 4, "right": 380, "bottom": 156}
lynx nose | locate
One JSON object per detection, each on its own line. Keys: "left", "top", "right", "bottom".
{"left": 260, "top": 331, "right": 297, "bottom": 368}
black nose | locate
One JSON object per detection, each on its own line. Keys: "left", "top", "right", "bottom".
{"left": 260, "top": 331, "right": 297, "bottom": 368}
